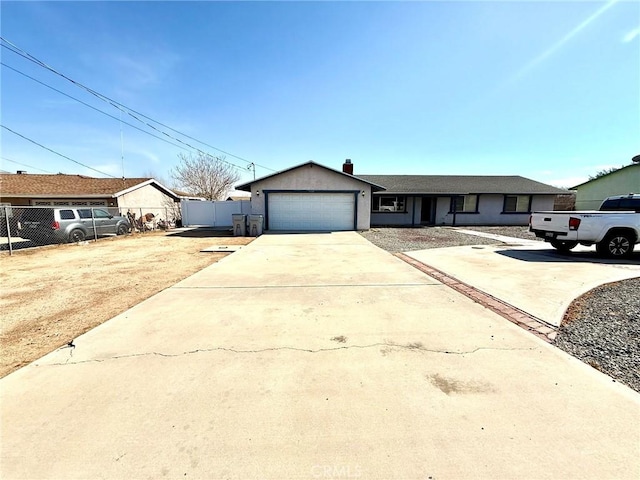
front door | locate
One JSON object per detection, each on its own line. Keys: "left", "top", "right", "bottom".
{"left": 420, "top": 197, "right": 433, "bottom": 224}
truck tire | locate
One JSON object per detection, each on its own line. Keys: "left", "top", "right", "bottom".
{"left": 596, "top": 232, "right": 635, "bottom": 258}
{"left": 550, "top": 240, "right": 578, "bottom": 252}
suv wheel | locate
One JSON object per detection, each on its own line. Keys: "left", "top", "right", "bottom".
{"left": 596, "top": 233, "right": 634, "bottom": 258}
{"left": 117, "top": 224, "right": 129, "bottom": 235}
{"left": 68, "top": 229, "right": 86, "bottom": 243}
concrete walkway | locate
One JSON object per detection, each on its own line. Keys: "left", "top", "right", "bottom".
{"left": 1, "top": 232, "right": 639, "bottom": 479}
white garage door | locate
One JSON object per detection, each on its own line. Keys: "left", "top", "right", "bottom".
{"left": 268, "top": 192, "right": 355, "bottom": 231}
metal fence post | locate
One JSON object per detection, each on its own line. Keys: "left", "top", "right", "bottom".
{"left": 91, "top": 208, "right": 98, "bottom": 241}
{"left": 4, "top": 206, "right": 13, "bottom": 255}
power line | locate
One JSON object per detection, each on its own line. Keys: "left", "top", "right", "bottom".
{"left": 1, "top": 125, "right": 118, "bottom": 178}
{"left": 2, "top": 62, "right": 197, "bottom": 154}
{"left": 0, "top": 156, "right": 55, "bottom": 174}
{"left": 0, "top": 37, "right": 277, "bottom": 173}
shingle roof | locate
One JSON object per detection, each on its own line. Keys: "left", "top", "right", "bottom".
{"left": 0, "top": 173, "right": 173, "bottom": 198}
{"left": 356, "top": 175, "right": 568, "bottom": 195}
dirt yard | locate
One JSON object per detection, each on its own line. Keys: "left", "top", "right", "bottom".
{"left": 0, "top": 230, "right": 253, "bottom": 378}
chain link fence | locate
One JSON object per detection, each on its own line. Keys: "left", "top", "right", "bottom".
{"left": 1, "top": 205, "right": 181, "bottom": 254}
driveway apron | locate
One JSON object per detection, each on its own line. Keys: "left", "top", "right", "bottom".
{"left": 1, "top": 232, "right": 639, "bottom": 479}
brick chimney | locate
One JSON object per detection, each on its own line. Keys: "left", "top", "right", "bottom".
{"left": 342, "top": 159, "right": 353, "bottom": 175}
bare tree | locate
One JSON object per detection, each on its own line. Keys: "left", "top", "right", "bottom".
{"left": 171, "top": 152, "right": 241, "bottom": 200}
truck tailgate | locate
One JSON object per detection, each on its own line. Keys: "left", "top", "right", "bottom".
{"left": 530, "top": 212, "right": 571, "bottom": 234}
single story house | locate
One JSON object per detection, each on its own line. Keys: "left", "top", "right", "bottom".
{"left": 236, "top": 160, "right": 568, "bottom": 231}
{"left": 0, "top": 172, "right": 182, "bottom": 221}
{"left": 572, "top": 162, "right": 639, "bottom": 210}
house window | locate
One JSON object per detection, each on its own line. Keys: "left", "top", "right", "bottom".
{"left": 451, "top": 195, "right": 478, "bottom": 213}
{"left": 504, "top": 195, "right": 531, "bottom": 213}
{"left": 373, "top": 196, "right": 406, "bottom": 212}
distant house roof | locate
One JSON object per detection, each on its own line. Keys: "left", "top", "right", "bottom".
{"left": 0, "top": 173, "right": 181, "bottom": 200}
{"left": 236, "top": 161, "right": 386, "bottom": 192}
{"left": 356, "top": 175, "right": 568, "bottom": 195}
{"left": 570, "top": 163, "right": 639, "bottom": 189}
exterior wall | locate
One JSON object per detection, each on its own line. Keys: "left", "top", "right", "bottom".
{"left": 248, "top": 164, "right": 372, "bottom": 230}
{"left": 370, "top": 194, "right": 557, "bottom": 227}
{"left": 117, "top": 185, "right": 180, "bottom": 221}
{"left": 370, "top": 197, "right": 418, "bottom": 226}
{"left": 574, "top": 165, "right": 640, "bottom": 210}
{"left": 0, "top": 197, "right": 32, "bottom": 206}
{"left": 432, "top": 194, "right": 556, "bottom": 226}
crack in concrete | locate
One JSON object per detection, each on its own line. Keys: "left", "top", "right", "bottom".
{"left": 44, "top": 343, "right": 536, "bottom": 367}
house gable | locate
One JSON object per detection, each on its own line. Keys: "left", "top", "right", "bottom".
{"left": 572, "top": 164, "right": 639, "bottom": 210}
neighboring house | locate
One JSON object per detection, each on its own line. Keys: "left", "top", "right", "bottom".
{"left": 236, "top": 160, "right": 568, "bottom": 231}
{"left": 0, "top": 172, "right": 181, "bottom": 220}
{"left": 572, "top": 163, "right": 640, "bottom": 210}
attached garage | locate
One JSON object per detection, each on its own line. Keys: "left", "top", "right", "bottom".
{"left": 267, "top": 192, "right": 356, "bottom": 231}
{"left": 235, "top": 161, "right": 385, "bottom": 232}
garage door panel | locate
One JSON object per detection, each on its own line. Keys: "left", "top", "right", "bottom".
{"left": 268, "top": 193, "right": 355, "bottom": 231}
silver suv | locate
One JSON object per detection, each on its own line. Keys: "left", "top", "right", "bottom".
{"left": 18, "top": 207, "right": 130, "bottom": 244}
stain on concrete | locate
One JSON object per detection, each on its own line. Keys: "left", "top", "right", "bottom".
{"left": 427, "top": 373, "right": 496, "bottom": 395}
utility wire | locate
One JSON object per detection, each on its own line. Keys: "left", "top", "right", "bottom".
{"left": 2, "top": 62, "right": 197, "bottom": 154}
{"left": 0, "top": 156, "right": 55, "bottom": 174}
{"left": 0, "top": 37, "right": 277, "bottom": 173}
{"left": 1, "top": 125, "right": 118, "bottom": 178}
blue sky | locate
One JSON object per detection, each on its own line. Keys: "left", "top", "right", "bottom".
{"left": 1, "top": 1, "right": 639, "bottom": 189}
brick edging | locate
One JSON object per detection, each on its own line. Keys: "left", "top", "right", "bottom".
{"left": 395, "top": 253, "right": 557, "bottom": 343}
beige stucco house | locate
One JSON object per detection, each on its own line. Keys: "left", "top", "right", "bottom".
{"left": 236, "top": 160, "right": 568, "bottom": 231}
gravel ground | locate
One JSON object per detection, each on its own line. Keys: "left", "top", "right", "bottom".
{"left": 458, "top": 225, "right": 542, "bottom": 242}
{"left": 555, "top": 278, "right": 640, "bottom": 392}
{"left": 361, "top": 226, "right": 500, "bottom": 253}
{"left": 360, "top": 226, "right": 640, "bottom": 393}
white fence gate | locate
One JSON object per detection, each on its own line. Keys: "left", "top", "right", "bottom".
{"left": 181, "top": 200, "right": 251, "bottom": 227}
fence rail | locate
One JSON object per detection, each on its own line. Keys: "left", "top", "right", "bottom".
{"left": 1, "top": 205, "right": 179, "bottom": 255}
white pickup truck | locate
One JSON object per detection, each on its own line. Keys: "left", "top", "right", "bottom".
{"left": 529, "top": 194, "right": 640, "bottom": 258}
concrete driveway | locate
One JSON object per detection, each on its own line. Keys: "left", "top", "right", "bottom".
{"left": 1, "top": 232, "right": 639, "bottom": 479}
{"left": 404, "top": 235, "right": 640, "bottom": 327}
